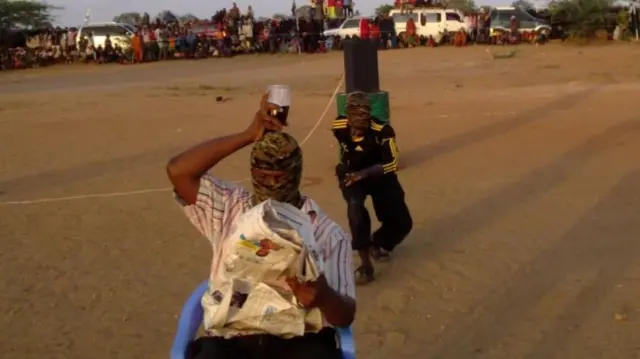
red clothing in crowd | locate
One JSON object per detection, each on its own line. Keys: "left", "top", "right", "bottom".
{"left": 360, "top": 18, "right": 370, "bottom": 39}
{"left": 370, "top": 23, "right": 381, "bottom": 39}
{"left": 327, "top": 0, "right": 335, "bottom": 6}
{"left": 406, "top": 18, "right": 416, "bottom": 36}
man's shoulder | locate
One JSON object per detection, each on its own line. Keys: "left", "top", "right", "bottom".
{"left": 332, "top": 116, "right": 350, "bottom": 140}
{"left": 332, "top": 115, "right": 349, "bottom": 131}
{"left": 303, "top": 198, "right": 350, "bottom": 244}
{"left": 199, "top": 175, "right": 252, "bottom": 206}
{"left": 370, "top": 118, "right": 395, "bottom": 138}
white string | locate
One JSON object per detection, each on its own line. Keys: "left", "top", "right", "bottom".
{"left": 0, "top": 76, "right": 345, "bottom": 207}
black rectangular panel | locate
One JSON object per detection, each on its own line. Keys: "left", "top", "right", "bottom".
{"left": 343, "top": 39, "right": 380, "bottom": 93}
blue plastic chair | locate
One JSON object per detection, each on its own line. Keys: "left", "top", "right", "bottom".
{"left": 170, "top": 280, "right": 356, "bottom": 359}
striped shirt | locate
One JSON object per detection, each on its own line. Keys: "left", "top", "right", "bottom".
{"left": 175, "top": 175, "right": 355, "bottom": 331}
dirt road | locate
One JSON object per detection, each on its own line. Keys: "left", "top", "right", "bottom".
{"left": 1, "top": 45, "right": 639, "bottom": 359}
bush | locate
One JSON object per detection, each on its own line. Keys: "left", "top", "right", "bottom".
{"left": 549, "top": 0, "right": 615, "bottom": 38}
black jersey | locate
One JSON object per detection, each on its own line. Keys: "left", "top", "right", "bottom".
{"left": 332, "top": 115, "right": 398, "bottom": 174}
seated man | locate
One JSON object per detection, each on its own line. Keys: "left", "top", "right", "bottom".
{"left": 167, "top": 93, "right": 356, "bottom": 359}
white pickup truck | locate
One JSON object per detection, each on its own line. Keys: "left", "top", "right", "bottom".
{"left": 389, "top": 8, "right": 468, "bottom": 42}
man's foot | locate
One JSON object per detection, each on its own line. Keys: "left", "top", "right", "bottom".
{"left": 354, "top": 265, "right": 375, "bottom": 285}
{"left": 370, "top": 247, "right": 391, "bottom": 262}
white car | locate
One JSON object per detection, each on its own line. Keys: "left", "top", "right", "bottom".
{"left": 77, "top": 22, "right": 137, "bottom": 50}
{"left": 323, "top": 16, "right": 373, "bottom": 39}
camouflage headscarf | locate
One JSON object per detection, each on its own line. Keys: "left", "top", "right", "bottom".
{"left": 250, "top": 132, "right": 303, "bottom": 208}
{"left": 345, "top": 91, "right": 372, "bottom": 130}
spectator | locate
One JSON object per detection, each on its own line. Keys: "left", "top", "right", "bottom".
{"left": 380, "top": 13, "right": 396, "bottom": 48}
{"left": 360, "top": 17, "right": 370, "bottom": 39}
{"left": 343, "top": 0, "right": 353, "bottom": 17}
{"left": 131, "top": 31, "right": 143, "bottom": 63}
{"left": 155, "top": 25, "right": 168, "bottom": 60}
{"left": 186, "top": 30, "right": 197, "bottom": 57}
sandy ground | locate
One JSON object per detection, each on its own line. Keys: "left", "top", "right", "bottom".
{"left": 1, "top": 44, "right": 640, "bottom": 359}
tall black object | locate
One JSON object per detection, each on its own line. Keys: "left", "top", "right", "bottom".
{"left": 336, "top": 39, "right": 390, "bottom": 123}
{"left": 343, "top": 39, "right": 380, "bottom": 93}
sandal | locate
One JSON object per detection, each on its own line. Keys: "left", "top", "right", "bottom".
{"left": 371, "top": 247, "right": 391, "bottom": 262}
{"left": 355, "top": 265, "right": 375, "bottom": 285}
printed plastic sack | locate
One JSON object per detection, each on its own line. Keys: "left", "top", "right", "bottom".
{"left": 202, "top": 199, "right": 324, "bottom": 337}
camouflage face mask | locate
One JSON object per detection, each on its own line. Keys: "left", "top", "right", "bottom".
{"left": 250, "top": 132, "right": 303, "bottom": 208}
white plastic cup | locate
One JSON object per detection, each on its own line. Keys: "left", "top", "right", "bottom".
{"left": 266, "top": 85, "right": 291, "bottom": 125}
{"left": 267, "top": 84, "right": 291, "bottom": 108}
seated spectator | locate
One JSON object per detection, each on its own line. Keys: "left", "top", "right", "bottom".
{"left": 95, "top": 45, "right": 105, "bottom": 63}
{"left": 166, "top": 93, "right": 356, "bottom": 359}
{"left": 175, "top": 31, "right": 186, "bottom": 56}
{"left": 168, "top": 33, "right": 177, "bottom": 57}
{"left": 113, "top": 44, "right": 126, "bottom": 63}
{"left": 104, "top": 34, "right": 113, "bottom": 53}
{"left": 84, "top": 44, "right": 96, "bottom": 63}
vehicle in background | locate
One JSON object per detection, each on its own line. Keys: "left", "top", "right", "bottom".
{"left": 191, "top": 22, "right": 222, "bottom": 39}
{"left": 389, "top": 8, "right": 468, "bottom": 36}
{"left": 322, "top": 16, "right": 373, "bottom": 39}
{"left": 322, "top": 8, "right": 467, "bottom": 44}
{"left": 77, "top": 22, "right": 137, "bottom": 50}
{"left": 489, "top": 7, "right": 551, "bottom": 36}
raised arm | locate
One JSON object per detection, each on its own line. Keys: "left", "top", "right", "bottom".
{"left": 167, "top": 132, "right": 255, "bottom": 205}
{"left": 166, "top": 93, "right": 282, "bottom": 205}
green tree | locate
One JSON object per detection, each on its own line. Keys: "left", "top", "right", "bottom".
{"left": 446, "top": 0, "right": 477, "bottom": 13}
{"left": 375, "top": 4, "right": 393, "bottom": 16}
{"left": 548, "top": 0, "right": 614, "bottom": 38}
{"left": 294, "top": 5, "right": 312, "bottom": 18}
{"left": 0, "top": 0, "right": 59, "bottom": 29}
{"left": 156, "top": 10, "right": 178, "bottom": 23}
{"left": 112, "top": 12, "right": 142, "bottom": 25}
{"left": 179, "top": 13, "right": 199, "bottom": 23}
{"left": 511, "top": 0, "right": 534, "bottom": 9}
{"left": 141, "top": 12, "right": 150, "bottom": 25}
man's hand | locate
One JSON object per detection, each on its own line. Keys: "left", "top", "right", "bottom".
{"left": 286, "top": 275, "right": 331, "bottom": 308}
{"left": 245, "top": 92, "right": 285, "bottom": 142}
{"left": 344, "top": 170, "right": 366, "bottom": 187}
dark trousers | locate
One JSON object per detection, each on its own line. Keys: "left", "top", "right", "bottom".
{"left": 339, "top": 173, "right": 412, "bottom": 252}
{"left": 187, "top": 328, "right": 342, "bottom": 359}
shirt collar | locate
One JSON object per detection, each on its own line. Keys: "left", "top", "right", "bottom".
{"left": 301, "top": 196, "right": 321, "bottom": 220}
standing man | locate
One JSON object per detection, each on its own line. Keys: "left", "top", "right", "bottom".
{"left": 332, "top": 92, "right": 413, "bottom": 284}
{"left": 631, "top": 0, "right": 639, "bottom": 40}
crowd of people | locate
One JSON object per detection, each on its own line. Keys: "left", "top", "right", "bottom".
{"left": 0, "top": 3, "right": 490, "bottom": 70}
{"left": 3, "top": 0, "right": 640, "bottom": 71}
{"left": 0, "top": 3, "right": 344, "bottom": 70}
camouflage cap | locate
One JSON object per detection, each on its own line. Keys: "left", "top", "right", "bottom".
{"left": 250, "top": 132, "right": 303, "bottom": 207}
{"left": 250, "top": 132, "right": 302, "bottom": 172}
{"left": 345, "top": 91, "right": 371, "bottom": 124}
